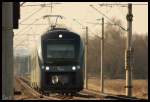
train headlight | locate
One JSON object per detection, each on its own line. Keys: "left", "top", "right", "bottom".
{"left": 59, "top": 34, "right": 62, "bottom": 38}
{"left": 46, "top": 66, "right": 49, "bottom": 71}
{"left": 72, "top": 66, "right": 76, "bottom": 70}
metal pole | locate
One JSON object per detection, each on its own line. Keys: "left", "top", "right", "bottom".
{"left": 50, "top": 2, "right": 53, "bottom": 13}
{"left": 100, "top": 17, "right": 104, "bottom": 93}
{"left": 28, "top": 56, "right": 29, "bottom": 74}
{"left": 125, "top": 3, "right": 133, "bottom": 96}
{"left": 2, "top": 2, "right": 14, "bottom": 100}
{"left": 84, "top": 26, "right": 88, "bottom": 89}
{"left": 27, "top": 33, "right": 30, "bottom": 74}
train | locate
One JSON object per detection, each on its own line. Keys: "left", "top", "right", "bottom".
{"left": 30, "top": 28, "right": 84, "bottom": 95}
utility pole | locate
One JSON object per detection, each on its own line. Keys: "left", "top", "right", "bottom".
{"left": 84, "top": 26, "right": 88, "bottom": 89}
{"left": 100, "top": 17, "right": 104, "bottom": 93}
{"left": 2, "top": 2, "right": 14, "bottom": 100}
{"left": 50, "top": 2, "right": 62, "bottom": 13}
{"left": 28, "top": 33, "right": 29, "bottom": 74}
{"left": 28, "top": 55, "right": 30, "bottom": 74}
{"left": 86, "top": 18, "right": 105, "bottom": 92}
{"left": 125, "top": 3, "right": 133, "bottom": 97}
{"left": 50, "top": 2, "right": 53, "bottom": 13}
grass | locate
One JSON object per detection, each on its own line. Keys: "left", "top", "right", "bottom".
{"left": 87, "top": 78, "right": 148, "bottom": 99}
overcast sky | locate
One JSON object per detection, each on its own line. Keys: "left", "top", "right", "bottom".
{"left": 13, "top": 2, "right": 148, "bottom": 49}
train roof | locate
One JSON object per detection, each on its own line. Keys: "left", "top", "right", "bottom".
{"left": 44, "top": 27, "right": 69, "bottom": 33}
{"left": 41, "top": 28, "right": 81, "bottom": 40}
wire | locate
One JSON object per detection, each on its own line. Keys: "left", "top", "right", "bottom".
{"left": 14, "top": 37, "right": 28, "bottom": 48}
{"left": 14, "top": 33, "right": 40, "bottom": 48}
{"left": 72, "top": 18, "right": 101, "bottom": 38}
{"left": 20, "top": 23, "right": 49, "bottom": 25}
{"left": 73, "top": 18, "right": 85, "bottom": 27}
{"left": 89, "top": 5, "right": 127, "bottom": 31}
{"left": 98, "top": 3, "right": 148, "bottom": 6}
{"left": 20, "top": 7, "right": 44, "bottom": 24}
{"left": 15, "top": 17, "right": 42, "bottom": 36}
{"left": 20, "top": 2, "right": 26, "bottom": 6}
{"left": 21, "top": 2, "right": 62, "bottom": 7}
{"left": 14, "top": 27, "right": 32, "bottom": 38}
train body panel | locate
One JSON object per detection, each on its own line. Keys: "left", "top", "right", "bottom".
{"left": 30, "top": 28, "right": 84, "bottom": 93}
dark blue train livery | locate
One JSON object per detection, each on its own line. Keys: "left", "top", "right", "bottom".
{"left": 30, "top": 28, "right": 84, "bottom": 95}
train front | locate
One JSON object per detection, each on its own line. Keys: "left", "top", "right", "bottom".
{"left": 40, "top": 28, "right": 84, "bottom": 94}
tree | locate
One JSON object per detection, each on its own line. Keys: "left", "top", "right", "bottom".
{"left": 86, "top": 18, "right": 148, "bottom": 79}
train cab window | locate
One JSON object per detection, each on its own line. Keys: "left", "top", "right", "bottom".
{"left": 46, "top": 44, "right": 75, "bottom": 59}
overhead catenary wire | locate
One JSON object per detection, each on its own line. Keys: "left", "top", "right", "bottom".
{"left": 98, "top": 3, "right": 148, "bottom": 6}
{"left": 15, "top": 26, "right": 40, "bottom": 38}
{"left": 14, "top": 36, "right": 39, "bottom": 46}
{"left": 20, "top": 2, "right": 26, "bottom": 6}
{"left": 21, "top": 2, "right": 62, "bottom": 7}
{"left": 14, "top": 29, "right": 42, "bottom": 43}
{"left": 14, "top": 27, "right": 40, "bottom": 42}
{"left": 73, "top": 18, "right": 100, "bottom": 37}
{"left": 15, "top": 4, "right": 48, "bottom": 36}
{"left": 15, "top": 17, "right": 42, "bottom": 36}
{"left": 86, "top": 21, "right": 117, "bottom": 26}
{"left": 89, "top": 5, "right": 127, "bottom": 31}
{"left": 20, "top": 6, "right": 45, "bottom": 24}
{"left": 99, "top": 2, "right": 127, "bottom": 20}
{"left": 15, "top": 2, "right": 63, "bottom": 48}
{"left": 14, "top": 37, "right": 28, "bottom": 48}
{"left": 14, "top": 34, "right": 40, "bottom": 48}
{"left": 14, "top": 27, "right": 33, "bottom": 39}
{"left": 19, "top": 23, "right": 49, "bottom": 25}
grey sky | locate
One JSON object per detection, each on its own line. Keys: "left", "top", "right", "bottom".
{"left": 14, "top": 2, "right": 148, "bottom": 48}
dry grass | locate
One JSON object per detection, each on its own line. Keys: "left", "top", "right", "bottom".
{"left": 87, "top": 78, "right": 148, "bottom": 99}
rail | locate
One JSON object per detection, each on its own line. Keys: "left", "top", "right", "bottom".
{"left": 16, "top": 76, "right": 142, "bottom": 100}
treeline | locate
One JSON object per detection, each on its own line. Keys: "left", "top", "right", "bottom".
{"left": 86, "top": 20, "right": 148, "bottom": 79}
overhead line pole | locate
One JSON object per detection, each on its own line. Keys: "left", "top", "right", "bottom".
{"left": 87, "top": 18, "right": 105, "bottom": 93}
{"left": 89, "top": 3, "right": 135, "bottom": 96}
{"left": 84, "top": 26, "right": 88, "bottom": 89}
{"left": 125, "top": 3, "right": 133, "bottom": 97}
{"left": 100, "top": 17, "right": 104, "bottom": 93}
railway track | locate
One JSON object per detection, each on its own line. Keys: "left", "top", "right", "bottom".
{"left": 15, "top": 76, "right": 60, "bottom": 100}
{"left": 16, "top": 76, "right": 101, "bottom": 100}
{"left": 15, "top": 76, "right": 142, "bottom": 100}
{"left": 82, "top": 89, "right": 141, "bottom": 100}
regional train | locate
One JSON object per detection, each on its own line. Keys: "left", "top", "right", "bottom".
{"left": 30, "top": 28, "right": 84, "bottom": 95}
